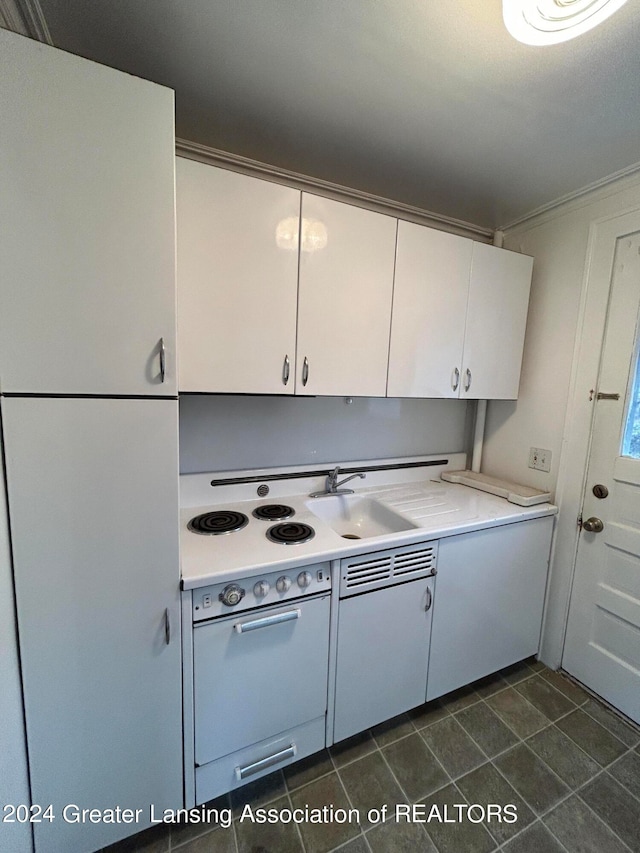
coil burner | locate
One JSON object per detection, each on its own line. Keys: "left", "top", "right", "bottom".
{"left": 252, "top": 504, "right": 295, "bottom": 521}
{"left": 266, "top": 522, "right": 315, "bottom": 545}
{"left": 188, "top": 510, "right": 249, "bottom": 535}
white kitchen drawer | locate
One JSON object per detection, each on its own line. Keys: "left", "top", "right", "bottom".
{"left": 195, "top": 716, "right": 326, "bottom": 804}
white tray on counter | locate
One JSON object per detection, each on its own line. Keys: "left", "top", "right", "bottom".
{"left": 441, "top": 470, "right": 551, "bottom": 506}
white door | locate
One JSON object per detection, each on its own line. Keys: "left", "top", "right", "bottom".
{"left": 296, "top": 194, "right": 397, "bottom": 396}
{"left": 0, "top": 30, "right": 177, "bottom": 395}
{"left": 2, "top": 398, "right": 183, "bottom": 853}
{"left": 461, "top": 243, "right": 533, "bottom": 400}
{"left": 176, "top": 159, "right": 300, "bottom": 393}
{"left": 387, "top": 222, "right": 472, "bottom": 398}
{"left": 563, "top": 227, "right": 640, "bottom": 725}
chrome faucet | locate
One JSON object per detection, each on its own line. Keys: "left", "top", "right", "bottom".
{"left": 309, "top": 466, "right": 366, "bottom": 498}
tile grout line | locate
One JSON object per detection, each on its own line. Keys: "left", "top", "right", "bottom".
{"left": 493, "top": 818, "right": 572, "bottom": 853}
{"left": 549, "top": 767, "right": 636, "bottom": 853}
{"left": 329, "top": 739, "right": 373, "bottom": 851}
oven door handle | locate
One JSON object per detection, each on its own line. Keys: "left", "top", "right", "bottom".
{"left": 234, "top": 609, "right": 301, "bottom": 634}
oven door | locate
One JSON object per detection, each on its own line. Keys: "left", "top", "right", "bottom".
{"left": 193, "top": 593, "right": 330, "bottom": 766}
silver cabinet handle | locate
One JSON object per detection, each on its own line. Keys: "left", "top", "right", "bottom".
{"left": 159, "top": 337, "right": 166, "bottom": 383}
{"left": 464, "top": 368, "right": 472, "bottom": 391}
{"left": 282, "top": 354, "right": 290, "bottom": 386}
{"left": 164, "top": 607, "right": 171, "bottom": 644}
{"left": 452, "top": 367, "right": 460, "bottom": 392}
{"left": 425, "top": 587, "right": 432, "bottom": 612}
{"left": 234, "top": 609, "right": 301, "bottom": 634}
{"left": 302, "top": 357, "right": 309, "bottom": 387}
{"left": 235, "top": 743, "right": 297, "bottom": 781}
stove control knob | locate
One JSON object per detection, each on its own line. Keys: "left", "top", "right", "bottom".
{"left": 253, "top": 580, "right": 270, "bottom": 598}
{"left": 276, "top": 575, "right": 291, "bottom": 593}
{"left": 219, "top": 584, "right": 245, "bottom": 607}
{"left": 297, "top": 570, "right": 313, "bottom": 588}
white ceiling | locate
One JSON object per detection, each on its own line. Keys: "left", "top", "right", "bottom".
{"left": 30, "top": 0, "right": 640, "bottom": 229}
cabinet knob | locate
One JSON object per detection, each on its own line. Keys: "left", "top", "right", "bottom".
{"left": 451, "top": 367, "right": 460, "bottom": 392}
{"left": 302, "top": 357, "right": 309, "bottom": 387}
{"left": 464, "top": 368, "right": 472, "bottom": 392}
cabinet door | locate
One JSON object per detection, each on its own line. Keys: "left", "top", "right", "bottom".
{"left": 2, "top": 398, "right": 182, "bottom": 853}
{"left": 333, "top": 579, "right": 433, "bottom": 743}
{"left": 0, "top": 31, "right": 177, "bottom": 395}
{"left": 387, "top": 222, "right": 472, "bottom": 398}
{"left": 0, "top": 429, "right": 32, "bottom": 853}
{"left": 427, "top": 517, "right": 553, "bottom": 701}
{"left": 177, "top": 159, "right": 300, "bottom": 393}
{"left": 461, "top": 243, "right": 533, "bottom": 400}
{"left": 296, "top": 195, "right": 397, "bottom": 396}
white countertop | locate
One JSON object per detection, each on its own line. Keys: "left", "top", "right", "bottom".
{"left": 180, "top": 458, "right": 556, "bottom": 589}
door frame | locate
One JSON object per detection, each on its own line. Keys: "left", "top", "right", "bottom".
{"left": 540, "top": 206, "right": 640, "bottom": 668}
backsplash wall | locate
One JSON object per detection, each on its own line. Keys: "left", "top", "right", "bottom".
{"left": 179, "top": 395, "right": 472, "bottom": 474}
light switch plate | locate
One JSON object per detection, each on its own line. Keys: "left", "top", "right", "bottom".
{"left": 528, "top": 447, "right": 551, "bottom": 472}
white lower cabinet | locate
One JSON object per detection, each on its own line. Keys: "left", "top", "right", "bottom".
{"left": 427, "top": 516, "right": 554, "bottom": 701}
{"left": 334, "top": 579, "right": 434, "bottom": 742}
{"left": 333, "top": 542, "right": 437, "bottom": 743}
{"left": 0, "top": 422, "right": 32, "bottom": 853}
{"left": 2, "top": 398, "right": 183, "bottom": 853}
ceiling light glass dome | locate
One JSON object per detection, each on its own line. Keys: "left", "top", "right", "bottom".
{"left": 503, "top": 0, "right": 629, "bottom": 45}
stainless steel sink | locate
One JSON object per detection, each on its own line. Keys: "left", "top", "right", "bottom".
{"left": 306, "top": 495, "right": 418, "bottom": 539}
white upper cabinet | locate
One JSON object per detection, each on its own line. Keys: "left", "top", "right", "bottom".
{"left": 0, "top": 30, "right": 177, "bottom": 396}
{"left": 387, "top": 224, "right": 533, "bottom": 401}
{"left": 176, "top": 159, "right": 300, "bottom": 394}
{"left": 387, "top": 223, "right": 473, "bottom": 398}
{"left": 296, "top": 194, "right": 397, "bottom": 396}
{"left": 175, "top": 160, "right": 532, "bottom": 400}
{"left": 461, "top": 243, "right": 533, "bottom": 400}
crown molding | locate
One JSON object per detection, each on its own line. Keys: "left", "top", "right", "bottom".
{"left": 176, "top": 138, "right": 493, "bottom": 242}
{"left": 0, "top": 0, "right": 52, "bottom": 43}
{"left": 499, "top": 159, "right": 640, "bottom": 234}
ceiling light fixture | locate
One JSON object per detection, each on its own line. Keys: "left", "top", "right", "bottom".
{"left": 503, "top": 0, "right": 629, "bottom": 45}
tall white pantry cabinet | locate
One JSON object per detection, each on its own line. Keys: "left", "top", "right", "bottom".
{"left": 0, "top": 29, "right": 182, "bottom": 853}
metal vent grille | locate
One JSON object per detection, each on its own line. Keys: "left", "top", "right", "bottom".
{"left": 340, "top": 541, "right": 437, "bottom": 597}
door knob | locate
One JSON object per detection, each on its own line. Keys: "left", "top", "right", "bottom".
{"left": 582, "top": 517, "right": 604, "bottom": 533}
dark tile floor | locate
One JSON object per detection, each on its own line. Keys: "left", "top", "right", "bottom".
{"left": 103, "top": 659, "right": 640, "bottom": 853}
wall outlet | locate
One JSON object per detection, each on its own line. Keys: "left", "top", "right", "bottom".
{"left": 529, "top": 447, "right": 551, "bottom": 472}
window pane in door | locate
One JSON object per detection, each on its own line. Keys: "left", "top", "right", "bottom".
{"left": 623, "top": 343, "right": 640, "bottom": 458}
